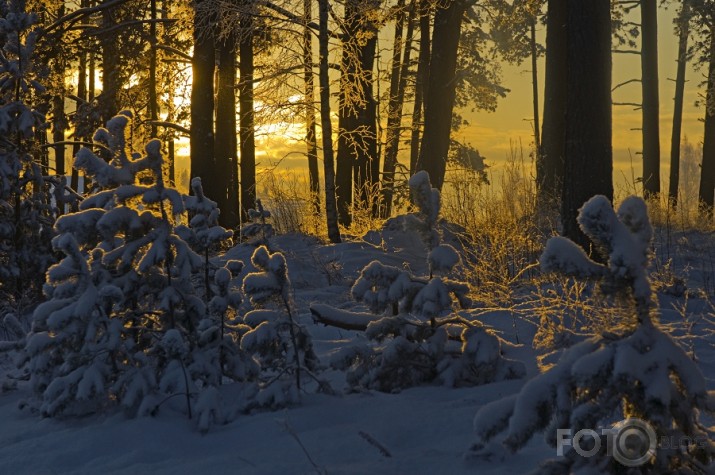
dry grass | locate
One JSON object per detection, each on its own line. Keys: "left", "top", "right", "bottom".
{"left": 441, "top": 143, "right": 554, "bottom": 303}
{"left": 254, "top": 144, "right": 715, "bottom": 360}
{"left": 258, "top": 170, "right": 326, "bottom": 238}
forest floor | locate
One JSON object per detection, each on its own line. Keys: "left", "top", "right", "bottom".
{"left": 0, "top": 227, "right": 713, "bottom": 475}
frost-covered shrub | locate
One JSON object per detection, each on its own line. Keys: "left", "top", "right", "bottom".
{"left": 19, "top": 113, "right": 253, "bottom": 426}
{"left": 191, "top": 261, "right": 258, "bottom": 394}
{"left": 321, "top": 172, "right": 524, "bottom": 392}
{"left": 470, "top": 195, "right": 715, "bottom": 474}
{"left": 240, "top": 199, "right": 274, "bottom": 245}
{"left": 0, "top": 1, "right": 57, "bottom": 314}
{"left": 175, "top": 177, "right": 233, "bottom": 301}
{"left": 241, "top": 245, "right": 320, "bottom": 407}
{"left": 20, "top": 235, "right": 123, "bottom": 416}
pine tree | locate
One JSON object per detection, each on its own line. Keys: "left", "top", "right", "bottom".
{"left": 21, "top": 112, "right": 254, "bottom": 426}
{"left": 0, "top": 0, "right": 57, "bottom": 316}
{"left": 239, "top": 198, "right": 273, "bottom": 245}
{"left": 470, "top": 195, "right": 715, "bottom": 474}
{"left": 241, "top": 245, "right": 320, "bottom": 408}
{"left": 320, "top": 171, "right": 524, "bottom": 391}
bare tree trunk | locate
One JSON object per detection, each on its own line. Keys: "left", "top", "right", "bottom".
{"left": 669, "top": 0, "right": 691, "bottom": 206}
{"left": 216, "top": 36, "right": 239, "bottom": 228}
{"left": 641, "top": 0, "right": 661, "bottom": 197}
{"left": 89, "top": 44, "right": 95, "bottom": 101}
{"left": 562, "top": 0, "right": 613, "bottom": 251}
{"left": 239, "top": 17, "right": 256, "bottom": 221}
{"left": 381, "top": 0, "right": 416, "bottom": 218}
{"left": 52, "top": 2, "right": 66, "bottom": 181}
{"left": 699, "top": 26, "right": 715, "bottom": 217}
{"left": 99, "top": 0, "right": 120, "bottom": 122}
{"left": 190, "top": 1, "right": 215, "bottom": 194}
{"left": 319, "top": 0, "right": 341, "bottom": 243}
{"left": 336, "top": 0, "right": 380, "bottom": 226}
{"left": 148, "top": 0, "right": 158, "bottom": 137}
{"left": 163, "top": 0, "right": 175, "bottom": 187}
{"left": 410, "top": 0, "right": 431, "bottom": 176}
{"left": 417, "top": 0, "right": 466, "bottom": 191}
{"left": 304, "top": 0, "right": 320, "bottom": 215}
{"left": 530, "top": 16, "right": 540, "bottom": 154}
{"left": 538, "top": 0, "right": 567, "bottom": 206}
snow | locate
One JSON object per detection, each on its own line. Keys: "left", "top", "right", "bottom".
{"left": 1, "top": 190, "right": 715, "bottom": 473}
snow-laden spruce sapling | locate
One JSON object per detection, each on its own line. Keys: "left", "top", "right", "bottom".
{"left": 0, "top": 2, "right": 57, "bottom": 315}
{"left": 19, "top": 234, "right": 124, "bottom": 416}
{"left": 175, "top": 176, "right": 233, "bottom": 303}
{"left": 470, "top": 195, "right": 715, "bottom": 474}
{"left": 18, "top": 112, "right": 255, "bottom": 427}
{"left": 240, "top": 198, "right": 274, "bottom": 245}
{"left": 315, "top": 171, "right": 524, "bottom": 392}
{"left": 241, "top": 245, "right": 322, "bottom": 408}
{"left": 193, "top": 260, "right": 258, "bottom": 384}
{"left": 20, "top": 112, "right": 197, "bottom": 417}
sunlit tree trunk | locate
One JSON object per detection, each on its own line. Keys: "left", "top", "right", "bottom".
{"left": 216, "top": 35, "right": 239, "bottom": 228}
{"left": 669, "top": 0, "right": 691, "bottom": 206}
{"left": 319, "top": 0, "right": 341, "bottom": 243}
{"left": 304, "top": 0, "right": 320, "bottom": 215}
{"left": 382, "top": 0, "right": 416, "bottom": 218}
{"left": 239, "top": 16, "right": 256, "bottom": 221}
{"left": 699, "top": 26, "right": 715, "bottom": 217}
{"left": 51, "top": 1, "right": 66, "bottom": 194}
{"left": 162, "top": 0, "right": 175, "bottom": 186}
{"left": 148, "top": 0, "right": 158, "bottom": 137}
{"left": 562, "top": 0, "right": 613, "bottom": 251}
{"left": 641, "top": 0, "right": 661, "bottom": 197}
{"left": 190, "top": 0, "right": 215, "bottom": 194}
{"left": 530, "top": 16, "right": 540, "bottom": 155}
{"left": 417, "top": 0, "right": 467, "bottom": 191}
{"left": 336, "top": 0, "right": 380, "bottom": 226}
{"left": 538, "top": 0, "right": 567, "bottom": 206}
{"left": 410, "top": 0, "right": 431, "bottom": 176}
{"left": 99, "top": 0, "right": 120, "bottom": 122}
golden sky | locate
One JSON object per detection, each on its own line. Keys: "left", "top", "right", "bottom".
{"left": 463, "top": 5, "right": 704, "bottom": 194}
{"left": 166, "top": 6, "right": 705, "bottom": 198}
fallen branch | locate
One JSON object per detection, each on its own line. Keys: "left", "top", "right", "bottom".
{"left": 310, "top": 304, "right": 380, "bottom": 331}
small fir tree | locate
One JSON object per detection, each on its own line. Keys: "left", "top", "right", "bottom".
{"left": 321, "top": 171, "right": 524, "bottom": 391}
{"left": 240, "top": 198, "right": 274, "bottom": 245}
{"left": 470, "top": 195, "right": 715, "bottom": 474}
{"left": 241, "top": 245, "right": 320, "bottom": 407}
{"left": 0, "top": 0, "right": 57, "bottom": 316}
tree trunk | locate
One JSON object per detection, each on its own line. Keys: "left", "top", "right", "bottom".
{"left": 538, "top": 0, "right": 567, "bottom": 206}
{"left": 410, "top": 0, "right": 431, "bottom": 176}
{"left": 530, "top": 17, "right": 540, "bottom": 154}
{"left": 669, "top": 0, "right": 691, "bottom": 206}
{"left": 304, "top": 0, "right": 321, "bottom": 215}
{"left": 51, "top": 2, "right": 66, "bottom": 188}
{"left": 336, "top": 0, "right": 380, "bottom": 226}
{"left": 148, "top": 0, "right": 158, "bottom": 138}
{"left": 641, "top": 0, "right": 661, "bottom": 197}
{"left": 71, "top": 12, "right": 87, "bottom": 198}
{"left": 699, "top": 27, "right": 715, "bottom": 217}
{"left": 318, "top": 0, "right": 341, "bottom": 243}
{"left": 417, "top": 0, "right": 466, "bottom": 191}
{"left": 190, "top": 1, "right": 215, "bottom": 194}
{"left": 562, "top": 0, "right": 613, "bottom": 251}
{"left": 99, "top": 0, "right": 120, "bottom": 122}
{"left": 239, "top": 17, "right": 256, "bottom": 221}
{"left": 216, "top": 36, "right": 239, "bottom": 228}
{"left": 382, "top": 0, "right": 417, "bottom": 218}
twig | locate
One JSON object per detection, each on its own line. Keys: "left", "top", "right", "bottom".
{"left": 358, "top": 431, "right": 392, "bottom": 458}
{"left": 280, "top": 419, "right": 327, "bottom": 474}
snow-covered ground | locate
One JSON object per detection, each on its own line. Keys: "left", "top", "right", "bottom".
{"left": 1, "top": 228, "right": 713, "bottom": 475}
